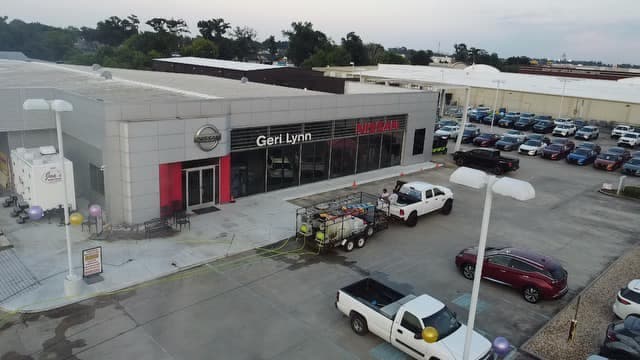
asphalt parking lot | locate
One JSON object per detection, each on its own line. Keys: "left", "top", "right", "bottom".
{"left": 2, "top": 126, "right": 640, "bottom": 359}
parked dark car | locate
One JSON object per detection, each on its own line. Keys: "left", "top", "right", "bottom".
{"left": 578, "top": 142, "right": 602, "bottom": 154}
{"left": 566, "top": 148, "right": 598, "bottom": 165}
{"left": 455, "top": 246, "right": 568, "bottom": 303}
{"left": 497, "top": 114, "right": 520, "bottom": 128}
{"left": 574, "top": 119, "right": 587, "bottom": 130}
{"left": 527, "top": 134, "right": 551, "bottom": 145}
{"left": 513, "top": 116, "right": 537, "bottom": 130}
{"left": 594, "top": 153, "right": 624, "bottom": 171}
{"left": 551, "top": 138, "right": 576, "bottom": 151}
{"left": 541, "top": 144, "right": 572, "bottom": 160}
{"left": 461, "top": 128, "right": 480, "bottom": 143}
{"left": 452, "top": 149, "right": 519, "bottom": 175}
{"left": 600, "top": 315, "right": 640, "bottom": 360}
{"left": 495, "top": 136, "right": 523, "bottom": 151}
{"left": 533, "top": 120, "right": 555, "bottom": 133}
{"left": 469, "top": 109, "right": 490, "bottom": 123}
{"left": 482, "top": 112, "right": 502, "bottom": 125}
{"left": 472, "top": 133, "right": 501, "bottom": 147}
{"left": 607, "top": 147, "right": 632, "bottom": 162}
{"left": 622, "top": 158, "right": 640, "bottom": 176}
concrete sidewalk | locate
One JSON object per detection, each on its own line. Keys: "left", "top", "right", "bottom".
{"left": 0, "top": 161, "right": 437, "bottom": 313}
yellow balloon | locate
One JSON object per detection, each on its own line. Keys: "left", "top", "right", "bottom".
{"left": 422, "top": 326, "right": 439, "bottom": 343}
{"left": 69, "top": 212, "right": 84, "bottom": 226}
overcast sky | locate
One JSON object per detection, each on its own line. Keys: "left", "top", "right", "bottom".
{"left": 4, "top": 0, "right": 640, "bottom": 64}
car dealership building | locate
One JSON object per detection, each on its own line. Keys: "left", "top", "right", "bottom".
{"left": 0, "top": 60, "right": 436, "bottom": 225}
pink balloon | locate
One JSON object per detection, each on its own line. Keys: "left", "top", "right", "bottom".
{"left": 89, "top": 204, "right": 102, "bottom": 217}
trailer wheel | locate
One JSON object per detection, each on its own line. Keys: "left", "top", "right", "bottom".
{"left": 356, "top": 237, "right": 366, "bottom": 249}
{"left": 406, "top": 212, "right": 418, "bottom": 227}
{"left": 365, "top": 226, "right": 374, "bottom": 238}
{"left": 344, "top": 239, "right": 355, "bottom": 252}
{"left": 350, "top": 313, "right": 369, "bottom": 335}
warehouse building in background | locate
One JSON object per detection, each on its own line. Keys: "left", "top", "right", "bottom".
{"left": 0, "top": 60, "right": 436, "bottom": 225}
{"left": 319, "top": 64, "right": 640, "bottom": 126}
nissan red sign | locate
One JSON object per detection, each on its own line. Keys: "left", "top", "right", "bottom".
{"left": 356, "top": 120, "right": 400, "bottom": 135}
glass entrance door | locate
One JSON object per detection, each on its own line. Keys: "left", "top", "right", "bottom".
{"left": 185, "top": 166, "right": 216, "bottom": 210}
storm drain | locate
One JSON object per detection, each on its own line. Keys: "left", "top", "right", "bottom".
{"left": 0, "top": 249, "right": 39, "bottom": 303}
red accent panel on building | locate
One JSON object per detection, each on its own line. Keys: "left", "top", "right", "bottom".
{"left": 219, "top": 155, "right": 232, "bottom": 203}
{"left": 159, "top": 162, "right": 182, "bottom": 210}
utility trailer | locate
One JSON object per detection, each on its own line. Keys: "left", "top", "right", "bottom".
{"left": 296, "top": 192, "right": 389, "bottom": 252}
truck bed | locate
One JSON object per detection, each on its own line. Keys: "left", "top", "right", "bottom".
{"left": 340, "top": 278, "right": 415, "bottom": 320}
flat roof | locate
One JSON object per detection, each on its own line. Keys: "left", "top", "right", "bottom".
{"left": 154, "top": 57, "right": 280, "bottom": 71}
{"left": 0, "top": 60, "right": 326, "bottom": 103}
{"left": 361, "top": 64, "right": 640, "bottom": 104}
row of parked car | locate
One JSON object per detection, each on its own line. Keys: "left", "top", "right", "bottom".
{"left": 434, "top": 119, "right": 640, "bottom": 176}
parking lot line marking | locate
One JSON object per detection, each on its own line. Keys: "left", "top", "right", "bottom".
{"left": 370, "top": 342, "right": 408, "bottom": 360}
{"left": 452, "top": 293, "right": 490, "bottom": 314}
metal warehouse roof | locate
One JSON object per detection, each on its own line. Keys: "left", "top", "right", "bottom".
{"left": 361, "top": 64, "right": 640, "bottom": 104}
{"left": 154, "top": 57, "right": 281, "bottom": 71}
{"left": 0, "top": 60, "right": 325, "bottom": 103}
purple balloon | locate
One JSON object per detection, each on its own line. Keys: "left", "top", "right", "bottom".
{"left": 89, "top": 204, "right": 102, "bottom": 217}
{"left": 27, "top": 206, "right": 44, "bottom": 220}
{"left": 492, "top": 336, "right": 510, "bottom": 356}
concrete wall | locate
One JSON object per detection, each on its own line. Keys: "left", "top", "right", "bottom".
{"left": 446, "top": 87, "right": 640, "bottom": 126}
{"left": 105, "top": 92, "right": 437, "bottom": 224}
{"left": 0, "top": 88, "right": 57, "bottom": 131}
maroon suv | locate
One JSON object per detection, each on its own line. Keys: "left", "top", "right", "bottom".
{"left": 455, "top": 247, "right": 568, "bottom": 303}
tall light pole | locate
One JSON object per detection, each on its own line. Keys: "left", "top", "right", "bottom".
{"left": 490, "top": 80, "right": 505, "bottom": 131}
{"left": 23, "top": 98, "right": 81, "bottom": 296}
{"left": 449, "top": 167, "right": 535, "bottom": 360}
{"left": 454, "top": 87, "right": 472, "bottom": 152}
{"left": 556, "top": 78, "right": 579, "bottom": 119}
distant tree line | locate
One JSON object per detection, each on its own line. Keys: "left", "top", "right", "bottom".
{"left": 1, "top": 15, "right": 622, "bottom": 72}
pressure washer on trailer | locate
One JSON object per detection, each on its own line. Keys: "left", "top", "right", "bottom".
{"left": 295, "top": 192, "right": 390, "bottom": 253}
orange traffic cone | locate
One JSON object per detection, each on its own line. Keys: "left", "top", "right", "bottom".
{"left": 400, "top": 171, "right": 405, "bottom": 177}
{"left": 352, "top": 180, "right": 357, "bottom": 189}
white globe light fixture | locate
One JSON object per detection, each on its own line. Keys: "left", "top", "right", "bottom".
{"left": 449, "top": 167, "right": 534, "bottom": 360}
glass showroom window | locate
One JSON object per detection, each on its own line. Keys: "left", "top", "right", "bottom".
{"left": 267, "top": 145, "right": 300, "bottom": 192}
{"left": 380, "top": 131, "right": 404, "bottom": 168}
{"left": 300, "top": 141, "right": 330, "bottom": 185}
{"left": 231, "top": 148, "right": 266, "bottom": 198}
{"left": 357, "top": 134, "right": 382, "bottom": 173}
{"left": 330, "top": 137, "right": 357, "bottom": 178}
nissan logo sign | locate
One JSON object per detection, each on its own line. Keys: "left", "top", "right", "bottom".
{"left": 194, "top": 125, "right": 222, "bottom": 151}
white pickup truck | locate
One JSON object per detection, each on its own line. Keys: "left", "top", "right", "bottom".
{"left": 388, "top": 181, "right": 454, "bottom": 227}
{"left": 336, "top": 278, "right": 493, "bottom": 360}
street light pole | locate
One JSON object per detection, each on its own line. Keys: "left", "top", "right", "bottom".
{"left": 455, "top": 87, "right": 471, "bottom": 152}
{"left": 23, "top": 99, "right": 80, "bottom": 296}
{"left": 462, "top": 175, "right": 495, "bottom": 360}
{"left": 490, "top": 80, "right": 505, "bottom": 131}
{"left": 556, "top": 78, "right": 579, "bottom": 119}
{"left": 449, "top": 167, "right": 535, "bottom": 360}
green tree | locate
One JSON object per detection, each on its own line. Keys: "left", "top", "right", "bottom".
{"left": 181, "top": 37, "right": 218, "bottom": 58}
{"left": 365, "top": 43, "right": 386, "bottom": 65}
{"left": 90, "top": 15, "right": 139, "bottom": 46}
{"left": 453, "top": 43, "right": 468, "bottom": 63}
{"left": 301, "top": 46, "right": 350, "bottom": 68}
{"left": 197, "top": 18, "right": 231, "bottom": 40}
{"left": 282, "top": 21, "right": 330, "bottom": 66}
{"left": 263, "top": 35, "right": 278, "bottom": 60}
{"left": 381, "top": 51, "right": 408, "bottom": 64}
{"left": 232, "top": 26, "right": 258, "bottom": 60}
{"left": 341, "top": 32, "right": 368, "bottom": 65}
{"left": 410, "top": 50, "right": 433, "bottom": 65}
